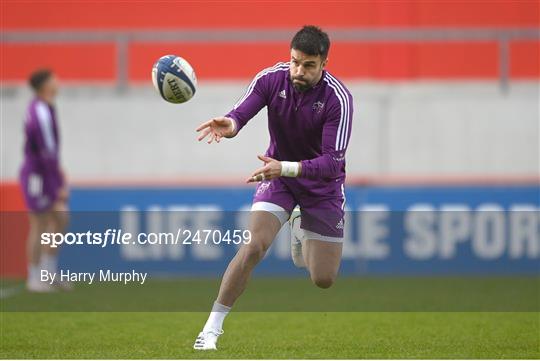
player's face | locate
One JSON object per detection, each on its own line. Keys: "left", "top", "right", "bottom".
{"left": 289, "top": 48, "right": 327, "bottom": 92}
{"left": 39, "top": 75, "right": 59, "bottom": 104}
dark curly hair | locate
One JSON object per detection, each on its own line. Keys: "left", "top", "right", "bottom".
{"left": 290, "top": 25, "right": 330, "bottom": 60}
{"left": 28, "top": 69, "right": 53, "bottom": 92}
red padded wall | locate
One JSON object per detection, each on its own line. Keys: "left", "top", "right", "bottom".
{"left": 2, "top": 1, "right": 538, "bottom": 29}
{"left": 1, "top": 1, "right": 538, "bottom": 81}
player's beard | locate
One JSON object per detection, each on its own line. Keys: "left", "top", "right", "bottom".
{"left": 290, "top": 76, "right": 311, "bottom": 92}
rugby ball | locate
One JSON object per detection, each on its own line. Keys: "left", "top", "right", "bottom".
{"left": 152, "top": 55, "right": 197, "bottom": 104}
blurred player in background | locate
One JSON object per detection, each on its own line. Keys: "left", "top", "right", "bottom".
{"left": 20, "top": 69, "right": 70, "bottom": 292}
{"left": 194, "top": 25, "right": 353, "bottom": 350}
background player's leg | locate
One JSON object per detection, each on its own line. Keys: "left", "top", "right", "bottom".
{"left": 303, "top": 239, "right": 343, "bottom": 289}
{"left": 41, "top": 199, "right": 69, "bottom": 268}
{"left": 42, "top": 199, "right": 72, "bottom": 290}
{"left": 26, "top": 211, "right": 54, "bottom": 291}
{"left": 50, "top": 198, "right": 69, "bottom": 233}
{"left": 216, "top": 210, "right": 282, "bottom": 306}
{"left": 27, "top": 212, "right": 48, "bottom": 269}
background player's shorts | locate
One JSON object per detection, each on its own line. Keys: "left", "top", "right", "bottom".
{"left": 19, "top": 167, "right": 61, "bottom": 212}
{"left": 252, "top": 177, "right": 345, "bottom": 241}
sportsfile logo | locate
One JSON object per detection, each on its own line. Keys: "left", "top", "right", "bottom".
{"left": 40, "top": 228, "right": 252, "bottom": 248}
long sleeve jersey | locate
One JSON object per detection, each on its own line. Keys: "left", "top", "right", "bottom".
{"left": 22, "top": 98, "right": 62, "bottom": 185}
{"left": 226, "top": 62, "right": 353, "bottom": 196}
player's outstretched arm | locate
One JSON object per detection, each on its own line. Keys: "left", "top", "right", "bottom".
{"left": 246, "top": 155, "right": 302, "bottom": 183}
{"left": 195, "top": 116, "right": 237, "bottom": 144}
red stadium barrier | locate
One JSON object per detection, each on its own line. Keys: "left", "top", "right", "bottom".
{"left": 1, "top": 43, "right": 117, "bottom": 82}
{"left": 3, "top": 1, "right": 539, "bottom": 29}
{"left": 510, "top": 41, "right": 540, "bottom": 78}
{"left": 1, "top": 1, "right": 538, "bottom": 82}
{"left": 129, "top": 41, "right": 502, "bottom": 81}
{"left": 5, "top": 40, "right": 538, "bottom": 82}
{"left": 129, "top": 42, "right": 285, "bottom": 81}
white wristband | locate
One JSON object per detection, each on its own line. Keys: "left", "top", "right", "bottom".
{"left": 280, "top": 161, "right": 300, "bottom": 177}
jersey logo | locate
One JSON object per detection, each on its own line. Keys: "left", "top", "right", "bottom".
{"left": 255, "top": 181, "right": 271, "bottom": 195}
{"left": 278, "top": 90, "right": 287, "bottom": 99}
{"left": 336, "top": 218, "right": 344, "bottom": 230}
{"left": 312, "top": 101, "right": 325, "bottom": 114}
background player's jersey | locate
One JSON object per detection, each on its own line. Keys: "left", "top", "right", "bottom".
{"left": 226, "top": 62, "right": 353, "bottom": 198}
{"left": 20, "top": 98, "right": 63, "bottom": 210}
{"left": 22, "top": 98, "right": 61, "bottom": 174}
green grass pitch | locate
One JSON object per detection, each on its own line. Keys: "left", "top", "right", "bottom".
{"left": 1, "top": 277, "right": 539, "bottom": 359}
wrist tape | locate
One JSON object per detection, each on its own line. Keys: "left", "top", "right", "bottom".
{"left": 280, "top": 161, "right": 299, "bottom": 177}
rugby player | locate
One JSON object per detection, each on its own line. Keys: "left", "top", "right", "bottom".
{"left": 194, "top": 26, "right": 353, "bottom": 350}
{"left": 20, "top": 69, "right": 70, "bottom": 292}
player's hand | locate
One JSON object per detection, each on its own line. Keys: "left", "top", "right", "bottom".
{"left": 196, "top": 117, "right": 236, "bottom": 144}
{"left": 58, "top": 185, "right": 70, "bottom": 202}
{"left": 246, "top": 155, "right": 282, "bottom": 183}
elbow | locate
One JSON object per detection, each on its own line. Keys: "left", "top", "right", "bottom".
{"left": 322, "top": 160, "right": 341, "bottom": 179}
{"left": 300, "top": 156, "right": 342, "bottom": 180}
{"left": 320, "top": 154, "right": 342, "bottom": 179}
{"left": 329, "top": 155, "right": 343, "bottom": 175}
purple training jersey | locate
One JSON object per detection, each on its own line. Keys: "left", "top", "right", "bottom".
{"left": 19, "top": 98, "right": 63, "bottom": 211}
{"left": 226, "top": 62, "right": 353, "bottom": 198}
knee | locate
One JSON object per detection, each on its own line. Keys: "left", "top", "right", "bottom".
{"left": 52, "top": 204, "right": 69, "bottom": 231}
{"left": 55, "top": 212, "right": 70, "bottom": 231}
{"left": 239, "top": 242, "right": 268, "bottom": 267}
{"left": 243, "top": 245, "right": 265, "bottom": 262}
{"left": 29, "top": 215, "right": 48, "bottom": 235}
{"left": 311, "top": 273, "right": 336, "bottom": 289}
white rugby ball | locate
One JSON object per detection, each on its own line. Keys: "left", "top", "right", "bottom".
{"left": 152, "top": 55, "right": 197, "bottom": 104}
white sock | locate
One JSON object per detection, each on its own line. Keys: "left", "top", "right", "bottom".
{"left": 203, "top": 301, "right": 231, "bottom": 333}
{"left": 40, "top": 253, "right": 58, "bottom": 274}
{"left": 27, "top": 264, "right": 40, "bottom": 282}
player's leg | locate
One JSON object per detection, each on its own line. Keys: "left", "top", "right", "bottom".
{"left": 289, "top": 213, "right": 344, "bottom": 276}
{"left": 21, "top": 170, "right": 56, "bottom": 292}
{"left": 26, "top": 211, "right": 56, "bottom": 292}
{"left": 216, "top": 209, "right": 283, "bottom": 306}
{"left": 43, "top": 198, "right": 72, "bottom": 290}
{"left": 296, "top": 192, "right": 346, "bottom": 289}
{"left": 50, "top": 196, "right": 69, "bottom": 233}
{"left": 194, "top": 179, "right": 295, "bottom": 350}
{"left": 303, "top": 238, "right": 342, "bottom": 288}
{"left": 194, "top": 208, "right": 286, "bottom": 350}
